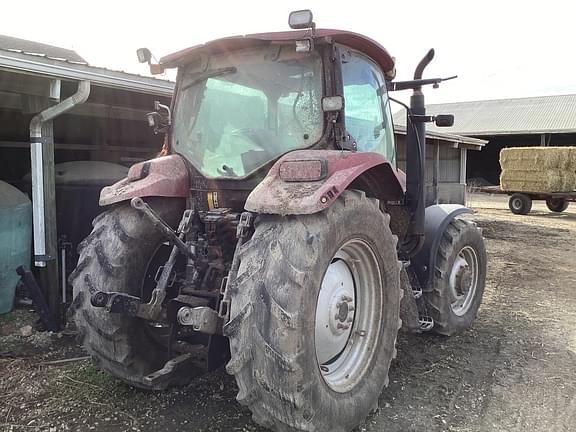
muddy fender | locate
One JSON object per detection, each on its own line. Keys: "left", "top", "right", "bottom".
{"left": 99, "top": 155, "right": 189, "bottom": 206}
{"left": 244, "top": 149, "right": 405, "bottom": 215}
{"left": 412, "top": 204, "right": 474, "bottom": 289}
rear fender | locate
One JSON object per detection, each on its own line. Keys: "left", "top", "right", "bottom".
{"left": 245, "top": 150, "right": 405, "bottom": 215}
{"left": 411, "top": 204, "right": 474, "bottom": 290}
{"left": 99, "top": 155, "right": 189, "bottom": 206}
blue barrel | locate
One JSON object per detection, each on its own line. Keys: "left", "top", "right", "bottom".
{"left": 0, "top": 181, "right": 32, "bottom": 314}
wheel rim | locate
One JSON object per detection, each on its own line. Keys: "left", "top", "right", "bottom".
{"left": 448, "top": 245, "right": 479, "bottom": 316}
{"left": 315, "top": 238, "right": 383, "bottom": 393}
{"left": 511, "top": 197, "right": 522, "bottom": 211}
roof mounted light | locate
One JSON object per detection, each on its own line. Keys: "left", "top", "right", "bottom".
{"left": 136, "top": 48, "right": 152, "bottom": 64}
{"left": 289, "top": 10, "right": 315, "bottom": 30}
{"left": 136, "top": 47, "right": 163, "bottom": 75}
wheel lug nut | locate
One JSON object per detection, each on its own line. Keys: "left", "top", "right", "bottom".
{"left": 347, "top": 317, "right": 353, "bottom": 323}
{"left": 348, "top": 306, "right": 355, "bottom": 312}
{"left": 342, "top": 295, "right": 353, "bottom": 302}
{"left": 337, "top": 323, "right": 350, "bottom": 330}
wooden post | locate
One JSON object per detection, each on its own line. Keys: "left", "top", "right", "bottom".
{"left": 460, "top": 147, "right": 468, "bottom": 205}
{"left": 434, "top": 140, "right": 440, "bottom": 204}
{"left": 39, "top": 120, "right": 61, "bottom": 325}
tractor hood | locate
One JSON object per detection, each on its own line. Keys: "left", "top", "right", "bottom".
{"left": 160, "top": 29, "right": 396, "bottom": 79}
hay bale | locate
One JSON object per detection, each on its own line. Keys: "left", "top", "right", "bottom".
{"left": 500, "top": 169, "right": 576, "bottom": 192}
{"left": 500, "top": 147, "right": 576, "bottom": 171}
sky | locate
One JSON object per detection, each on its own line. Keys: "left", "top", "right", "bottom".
{"left": 3, "top": 0, "right": 576, "bottom": 105}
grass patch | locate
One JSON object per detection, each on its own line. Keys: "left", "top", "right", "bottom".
{"left": 73, "top": 364, "right": 118, "bottom": 387}
{"left": 0, "top": 312, "right": 17, "bottom": 325}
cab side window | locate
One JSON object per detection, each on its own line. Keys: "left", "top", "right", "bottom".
{"left": 341, "top": 50, "right": 396, "bottom": 165}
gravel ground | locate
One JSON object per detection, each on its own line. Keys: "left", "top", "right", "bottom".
{"left": 1, "top": 193, "right": 575, "bottom": 432}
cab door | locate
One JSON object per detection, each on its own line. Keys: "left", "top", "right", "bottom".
{"left": 341, "top": 48, "right": 396, "bottom": 166}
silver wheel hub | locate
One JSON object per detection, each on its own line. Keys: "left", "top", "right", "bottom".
{"left": 314, "top": 239, "right": 383, "bottom": 393}
{"left": 315, "top": 260, "right": 356, "bottom": 364}
{"left": 449, "top": 246, "right": 478, "bottom": 316}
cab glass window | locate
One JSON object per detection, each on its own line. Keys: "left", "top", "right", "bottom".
{"left": 341, "top": 50, "right": 395, "bottom": 165}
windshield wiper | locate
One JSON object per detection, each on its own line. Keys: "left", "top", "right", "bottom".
{"left": 181, "top": 67, "right": 237, "bottom": 91}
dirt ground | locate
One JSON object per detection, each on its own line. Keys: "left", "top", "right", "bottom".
{"left": 1, "top": 192, "right": 575, "bottom": 432}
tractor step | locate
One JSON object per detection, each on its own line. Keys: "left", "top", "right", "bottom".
{"left": 418, "top": 316, "right": 434, "bottom": 331}
{"left": 143, "top": 353, "right": 194, "bottom": 390}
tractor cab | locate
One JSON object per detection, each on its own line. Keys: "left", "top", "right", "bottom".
{"left": 140, "top": 13, "right": 399, "bottom": 181}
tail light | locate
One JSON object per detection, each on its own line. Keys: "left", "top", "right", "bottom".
{"left": 279, "top": 159, "right": 327, "bottom": 182}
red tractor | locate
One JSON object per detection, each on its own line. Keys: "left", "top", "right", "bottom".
{"left": 71, "top": 10, "right": 486, "bottom": 432}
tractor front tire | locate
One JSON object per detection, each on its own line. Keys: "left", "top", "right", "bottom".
{"left": 225, "top": 190, "right": 402, "bottom": 432}
{"left": 425, "top": 218, "right": 487, "bottom": 336}
{"left": 546, "top": 197, "right": 569, "bottom": 212}
{"left": 70, "top": 197, "right": 185, "bottom": 389}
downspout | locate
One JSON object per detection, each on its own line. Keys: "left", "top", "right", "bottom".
{"left": 30, "top": 80, "right": 91, "bottom": 266}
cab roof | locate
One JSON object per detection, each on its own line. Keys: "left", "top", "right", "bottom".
{"left": 160, "top": 29, "right": 396, "bottom": 79}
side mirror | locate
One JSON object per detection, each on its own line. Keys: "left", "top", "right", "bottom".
{"left": 146, "top": 101, "right": 171, "bottom": 134}
{"left": 322, "top": 96, "right": 343, "bottom": 112}
{"left": 435, "top": 114, "right": 454, "bottom": 127}
{"left": 136, "top": 48, "right": 152, "bottom": 64}
{"left": 146, "top": 111, "right": 161, "bottom": 128}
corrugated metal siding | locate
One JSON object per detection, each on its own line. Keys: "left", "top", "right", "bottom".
{"left": 395, "top": 135, "right": 465, "bottom": 205}
{"left": 393, "top": 94, "right": 576, "bottom": 136}
{"left": 438, "top": 146, "right": 460, "bottom": 182}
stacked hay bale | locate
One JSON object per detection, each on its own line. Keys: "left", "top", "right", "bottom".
{"left": 500, "top": 147, "right": 576, "bottom": 192}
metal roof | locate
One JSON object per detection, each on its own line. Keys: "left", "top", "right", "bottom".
{"left": 393, "top": 94, "right": 576, "bottom": 136}
{"left": 0, "top": 34, "right": 174, "bottom": 97}
{"left": 393, "top": 124, "right": 486, "bottom": 150}
{"left": 0, "top": 34, "right": 86, "bottom": 63}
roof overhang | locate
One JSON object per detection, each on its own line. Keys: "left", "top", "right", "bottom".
{"left": 450, "top": 129, "right": 576, "bottom": 137}
{"left": 0, "top": 49, "right": 174, "bottom": 97}
{"left": 394, "top": 124, "right": 487, "bottom": 151}
{"left": 160, "top": 28, "right": 396, "bottom": 78}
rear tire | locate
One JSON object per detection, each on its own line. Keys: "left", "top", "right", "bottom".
{"left": 509, "top": 193, "right": 532, "bottom": 215}
{"left": 425, "top": 218, "right": 486, "bottom": 336}
{"left": 225, "top": 190, "right": 402, "bottom": 432}
{"left": 69, "top": 197, "right": 185, "bottom": 389}
{"left": 546, "top": 197, "right": 569, "bottom": 212}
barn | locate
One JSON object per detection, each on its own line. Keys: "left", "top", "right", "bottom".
{"left": 395, "top": 94, "right": 576, "bottom": 185}
{"left": 0, "top": 34, "right": 172, "bottom": 318}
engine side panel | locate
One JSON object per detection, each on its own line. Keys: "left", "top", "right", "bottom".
{"left": 245, "top": 150, "right": 405, "bottom": 215}
{"left": 99, "top": 155, "right": 189, "bottom": 206}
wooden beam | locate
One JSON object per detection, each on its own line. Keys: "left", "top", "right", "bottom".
{"left": 0, "top": 90, "right": 150, "bottom": 122}
{"left": 0, "top": 140, "right": 158, "bottom": 154}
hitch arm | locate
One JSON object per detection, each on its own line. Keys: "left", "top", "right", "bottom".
{"left": 91, "top": 202, "right": 195, "bottom": 322}
{"left": 131, "top": 197, "right": 193, "bottom": 257}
